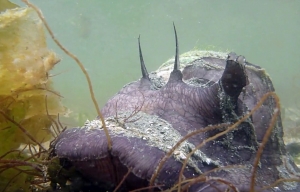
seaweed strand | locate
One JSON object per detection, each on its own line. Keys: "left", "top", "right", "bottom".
{"left": 0, "top": 111, "right": 46, "bottom": 151}
{"left": 113, "top": 167, "right": 132, "bottom": 192}
{"left": 149, "top": 123, "right": 229, "bottom": 188}
{"left": 177, "top": 92, "right": 279, "bottom": 192}
{"left": 250, "top": 92, "right": 280, "bottom": 191}
{"left": 21, "top": 0, "right": 112, "bottom": 150}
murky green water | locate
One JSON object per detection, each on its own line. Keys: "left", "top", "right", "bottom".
{"left": 13, "top": 0, "right": 300, "bottom": 126}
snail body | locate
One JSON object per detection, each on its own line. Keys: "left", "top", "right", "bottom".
{"left": 50, "top": 27, "right": 300, "bottom": 191}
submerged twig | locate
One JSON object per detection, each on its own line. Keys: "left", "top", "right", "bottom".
{"left": 181, "top": 176, "right": 239, "bottom": 192}
{"left": 113, "top": 167, "right": 132, "bottom": 192}
{"left": 177, "top": 92, "right": 279, "bottom": 192}
{"left": 168, "top": 165, "right": 243, "bottom": 192}
{"left": 0, "top": 111, "right": 46, "bottom": 151}
{"left": 261, "top": 178, "right": 300, "bottom": 191}
{"left": 2, "top": 171, "right": 22, "bottom": 192}
{"left": 250, "top": 92, "right": 280, "bottom": 191}
{"left": 149, "top": 123, "right": 229, "bottom": 188}
{"left": 21, "top": 0, "right": 112, "bottom": 151}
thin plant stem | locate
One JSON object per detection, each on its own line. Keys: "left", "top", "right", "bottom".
{"left": 0, "top": 111, "right": 46, "bottom": 151}
{"left": 113, "top": 167, "right": 132, "bottom": 192}
{"left": 177, "top": 92, "right": 278, "bottom": 192}
{"left": 149, "top": 123, "right": 229, "bottom": 188}
{"left": 250, "top": 92, "right": 280, "bottom": 191}
{"left": 21, "top": 0, "right": 112, "bottom": 151}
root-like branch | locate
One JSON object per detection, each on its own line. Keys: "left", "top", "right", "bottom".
{"left": 21, "top": 0, "right": 112, "bottom": 151}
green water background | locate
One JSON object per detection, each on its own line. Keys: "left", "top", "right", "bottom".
{"left": 13, "top": 0, "right": 300, "bottom": 126}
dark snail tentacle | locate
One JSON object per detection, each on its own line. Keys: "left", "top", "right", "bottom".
{"left": 167, "top": 23, "right": 183, "bottom": 83}
{"left": 173, "top": 22, "right": 179, "bottom": 71}
{"left": 138, "top": 35, "right": 152, "bottom": 90}
{"left": 138, "top": 35, "right": 150, "bottom": 81}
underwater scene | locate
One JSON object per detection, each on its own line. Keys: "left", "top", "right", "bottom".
{"left": 0, "top": 0, "right": 300, "bottom": 191}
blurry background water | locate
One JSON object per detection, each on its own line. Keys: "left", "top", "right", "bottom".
{"left": 12, "top": 0, "right": 300, "bottom": 127}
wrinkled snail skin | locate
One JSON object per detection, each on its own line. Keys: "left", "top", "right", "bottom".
{"left": 51, "top": 26, "right": 300, "bottom": 191}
